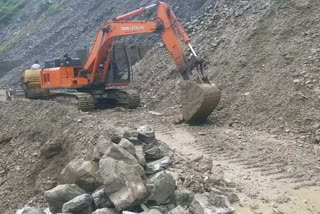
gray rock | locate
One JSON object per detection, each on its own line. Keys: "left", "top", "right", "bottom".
{"left": 135, "top": 145, "right": 146, "bottom": 166}
{"left": 40, "top": 140, "right": 62, "bottom": 159}
{"left": 62, "top": 194, "right": 93, "bottom": 213}
{"left": 119, "top": 138, "right": 136, "bottom": 156}
{"left": 104, "top": 144, "right": 139, "bottom": 165}
{"left": 92, "top": 208, "right": 118, "bottom": 214}
{"left": 145, "top": 147, "right": 164, "bottom": 160}
{"left": 122, "top": 212, "right": 138, "bottom": 214}
{"left": 174, "top": 185, "right": 194, "bottom": 207}
{"left": 141, "top": 209, "right": 162, "bottom": 214}
{"left": 168, "top": 206, "right": 189, "bottom": 214}
{"left": 145, "top": 157, "right": 171, "bottom": 175}
{"left": 43, "top": 208, "right": 52, "bottom": 214}
{"left": 92, "top": 186, "right": 113, "bottom": 208}
{"left": 146, "top": 171, "right": 176, "bottom": 205}
{"left": 16, "top": 207, "right": 46, "bottom": 214}
{"left": 224, "top": 192, "right": 239, "bottom": 203}
{"left": 104, "top": 144, "right": 145, "bottom": 177}
{"left": 99, "top": 156, "right": 147, "bottom": 211}
{"left": 123, "top": 129, "right": 139, "bottom": 144}
{"left": 44, "top": 184, "right": 86, "bottom": 213}
{"left": 59, "top": 159, "right": 103, "bottom": 192}
{"left": 92, "top": 138, "right": 113, "bottom": 162}
{"left": 189, "top": 193, "right": 234, "bottom": 214}
{"left": 137, "top": 125, "right": 155, "bottom": 143}
{"left": 108, "top": 128, "right": 123, "bottom": 144}
{"left": 148, "top": 206, "right": 167, "bottom": 214}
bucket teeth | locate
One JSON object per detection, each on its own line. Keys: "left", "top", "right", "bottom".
{"left": 181, "top": 82, "right": 221, "bottom": 124}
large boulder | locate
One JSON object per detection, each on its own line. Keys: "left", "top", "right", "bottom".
{"left": 145, "top": 157, "right": 171, "bottom": 175}
{"left": 119, "top": 138, "right": 136, "bottom": 156}
{"left": 104, "top": 144, "right": 139, "bottom": 165}
{"left": 189, "top": 193, "right": 234, "bottom": 214}
{"left": 44, "top": 184, "right": 85, "bottom": 213}
{"left": 104, "top": 144, "right": 145, "bottom": 177}
{"left": 91, "top": 208, "right": 118, "bottom": 214}
{"left": 62, "top": 194, "right": 93, "bottom": 213}
{"left": 16, "top": 207, "right": 46, "bottom": 214}
{"left": 92, "top": 186, "right": 113, "bottom": 209}
{"left": 137, "top": 125, "right": 155, "bottom": 143}
{"left": 134, "top": 145, "right": 146, "bottom": 166}
{"left": 146, "top": 171, "right": 176, "bottom": 205}
{"left": 59, "top": 159, "right": 103, "bottom": 192}
{"left": 99, "top": 156, "right": 147, "bottom": 211}
{"left": 92, "top": 138, "right": 113, "bottom": 162}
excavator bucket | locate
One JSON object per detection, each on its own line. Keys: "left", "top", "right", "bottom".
{"left": 181, "top": 81, "right": 221, "bottom": 124}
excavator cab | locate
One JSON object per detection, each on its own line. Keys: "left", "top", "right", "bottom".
{"left": 105, "top": 45, "right": 132, "bottom": 86}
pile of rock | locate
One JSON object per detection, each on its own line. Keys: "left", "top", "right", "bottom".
{"left": 16, "top": 125, "right": 234, "bottom": 214}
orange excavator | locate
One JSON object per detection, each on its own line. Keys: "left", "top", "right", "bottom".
{"left": 21, "top": 1, "right": 221, "bottom": 124}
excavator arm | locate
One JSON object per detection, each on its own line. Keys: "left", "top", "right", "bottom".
{"left": 84, "top": 2, "right": 204, "bottom": 84}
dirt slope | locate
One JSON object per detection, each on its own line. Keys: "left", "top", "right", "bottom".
{"left": 132, "top": 0, "right": 320, "bottom": 141}
{"left": 0, "top": 100, "right": 109, "bottom": 213}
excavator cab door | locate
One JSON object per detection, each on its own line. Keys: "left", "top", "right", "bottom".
{"left": 105, "top": 45, "right": 132, "bottom": 86}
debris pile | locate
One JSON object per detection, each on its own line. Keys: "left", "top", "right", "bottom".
{"left": 14, "top": 122, "right": 235, "bottom": 214}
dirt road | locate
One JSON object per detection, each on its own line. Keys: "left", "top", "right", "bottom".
{"left": 1, "top": 99, "right": 320, "bottom": 214}
{"left": 96, "top": 108, "right": 320, "bottom": 214}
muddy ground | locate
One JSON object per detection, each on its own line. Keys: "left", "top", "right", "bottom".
{"left": 1, "top": 94, "right": 320, "bottom": 214}
{"left": 1, "top": 0, "right": 320, "bottom": 214}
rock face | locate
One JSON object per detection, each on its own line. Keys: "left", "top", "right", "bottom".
{"left": 44, "top": 184, "right": 86, "bottom": 213}
{"left": 16, "top": 207, "right": 46, "bottom": 214}
{"left": 119, "top": 138, "right": 136, "bottom": 156}
{"left": 59, "top": 159, "right": 102, "bottom": 192}
{"left": 99, "top": 156, "right": 147, "bottom": 211}
{"left": 141, "top": 209, "right": 163, "bottom": 214}
{"left": 92, "top": 186, "right": 113, "bottom": 209}
{"left": 168, "top": 206, "right": 189, "bottom": 214}
{"left": 104, "top": 144, "right": 139, "bottom": 165}
{"left": 145, "top": 147, "right": 164, "bottom": 160}
{"left": 174, "top": 185, "right": 194, "bottom": 207}
{"left": 123, "top": 129, "right": 139, "bottom": 144}
{"left": 189, "top": 193, "right": 234, "bottom": 214}
{"left": 108, "top": 128, "right": 123, "bottom": 144}
{"left": 135, "top": 145, "right": 146, "bottom": 166}
{"left": 137, "top": 125, "right": 155, "bottom": 143}
{"left": 146, "top": 171, "right": 176, "bottom": 205}
{"left": 62, "top": 194, "right": 93, "bottom": 213}
{"left": 91, "top": 208, "right": 118, "bottom": 214}
{"left": 92, "top": 138, "right": 113, "bottom": 162}
{"left": 145, "top": 156, "right": 172, "bottom": 174}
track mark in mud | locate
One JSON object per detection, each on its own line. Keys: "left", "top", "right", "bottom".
{"left": 156, "top": 126, "right": 320, "bottom": 214}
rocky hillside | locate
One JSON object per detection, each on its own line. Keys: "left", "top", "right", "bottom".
{"left": 0, "top": 0, "right": 213, "bottom": 86}
{"left": 131, "top": 0, "right": 320, "bottom": 141}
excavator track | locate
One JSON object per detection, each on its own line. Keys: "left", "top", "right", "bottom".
{"left": 51, "top": 92, "right": 95, "bottom": 111}
{"left": 126, "top": 90, "right": 141, "bottom": 109}
{"left": 101, "top": 89, "right": 141, "bottom": 109}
